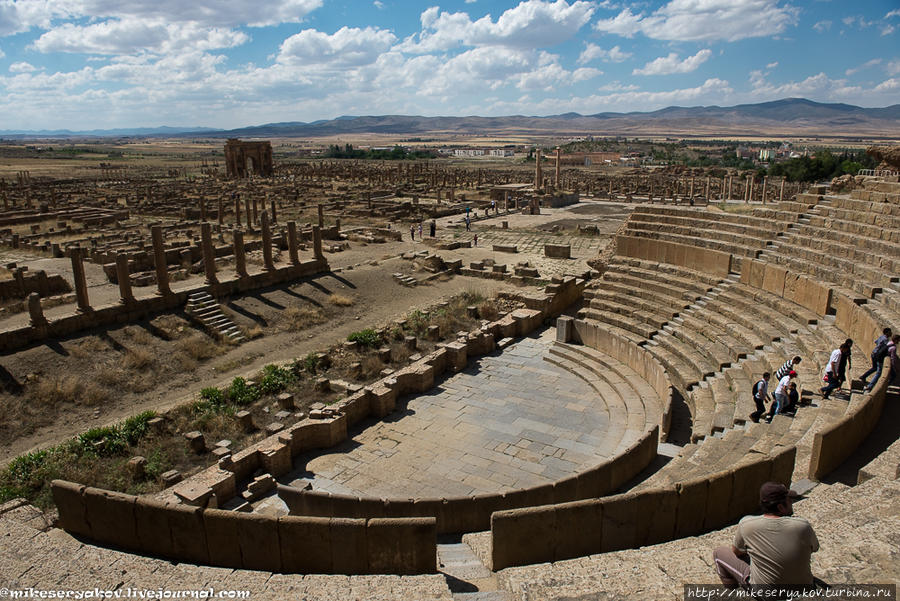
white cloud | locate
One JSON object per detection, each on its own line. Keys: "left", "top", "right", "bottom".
{"left": 882, "top": 25, "right": 895, "bottom": 36}
{"left": 32, "top": 20, "right": 248, "bottom": 55}
{"left": 9, "top": 61, "right": 37, "bottom": 72}
{"left": 374, "top": 0, "right": 384, "bottom": 8}
{"left": 0, "top": 0, "right": 322, "bottom": 37}
{"left": 887, "top": 9, "right": 900, "bottom": 19}
{"left": 845, "top": 58, "right": 882, "bottom": 76}
{"left": 400, "top": 0, "right": 594, "bottom": 52}
{"left": 766, "top": 61, "right": 778, "bottom": 69}
{"left": 278, "top": 27, "right": 397, "bottom": 67}
{"left": 888, "top": 60, "right": 900, "bottom": 76}
{"left": 595, "top": 0, "right": 797, "bottom": 42}
{"left": 813, "top": 20, "right": 831, "bottom": 32}
{"left": 577, "top": 42, "right": 631, "bottom": 64}
{"left": 466, "top": 0, "right": 477, "bottom": 3}
{"left": 0, "top": 47, "right": 4, "bottom": 59}
{"left": 633, "top": 49, "right": 711, "bottom": 75}
{"left": 874, "top": 78, "right": 899, "bottom": 92}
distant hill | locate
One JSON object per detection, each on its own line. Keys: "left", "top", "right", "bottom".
{"left": 0, "top": 126, "right": 223, "bottom": 138}
{"left": 203, "top": 98, "right": 900, "bottom": 139}
{"left": 3, "top": 99, "right": 898, "bottom": 139}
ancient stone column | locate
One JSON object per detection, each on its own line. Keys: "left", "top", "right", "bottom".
{"left": 28, "top": 293, "right": 47, "bottom": 328}
{"left": 555, "top": 147, "right": 561, "bottom": 189}
{"left": 218, "top": 198, "right": 224, "bottom": 226}
{"left": 260, "top": 211, "right": 275, "bottom": 271}
{"left": 69, "top": 246, "right": 90, "bottom": 312}
{"left": 779, "top": 178, "right": 786, "bottom": 202}
{"left": 270, "top": 200, "right": 277, "bottom": 224}
{"left": 689, "top": 177, "right": 695, "bottom": 199}
{"left": 245, "top": 196, "right": 252, "bottom": 230}
{"left": 252, "top": 197, "right": 259, "bottom": 225}
{"left": 201, "top": 222, "right": 218, "bottom": 284}
{"left": 199, "top": 197, "right": 207, "bottom": 221}
{"left": 762, "top": 176, "right": 769, "bottom": 205}
{"left": 287, "top": 221, "right": 300, "bottom": 265}
{"left": 727, "top": 176, "right": 733, "bottom": 201}
{"left": 534, "top": 148, "right": 542, "bottom": 190}
{"left": 233, "top": 229, "right": 248, "bottom": 277}
{"left": 151, "top": 225, "right": 171, "bottom": 295}
{"left": 234, "top": 195, "right": 241, "bottom": 225}
{"left": 705, "top": 177, "right": 710, "bottom": 200}
{"left": 317, "top": 203, "right": 324, "bottom": 228}
{"left": 313, "top": 225, "right": 324, "bottom": 260}
{"left": 115, "top": 252, "right": 134, "bottom": 304}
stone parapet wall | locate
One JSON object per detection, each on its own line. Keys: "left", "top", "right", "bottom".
{"left": 490, "top": 445, "right": 796, "bottom": 570}
{"left": 278, "top": 426, "right": 658, "bottom": 535}
{"left": 51, "top": 480, "right": 435, "bottom": 574}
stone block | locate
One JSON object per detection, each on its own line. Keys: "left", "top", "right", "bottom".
{"left": 279, "top": 516, "right": 333, "bottom": 573}
{"left": 491, "top": 505, "right": 556, "bottom": 570}
{"left": 184, "top": 431, "right": 206, "bottom": 454}
{"left": 50, "top": 480, "right": 90, "bottom": 537}
{"left": 134, "top": 498, "right": 173, "bottom": 558}
{"left": 160, "top": 469, "right": 182, "bottom": 486}
{"left": 236, "top": 410, "right": 254, "bottom": 432}
{"left": 367, "top": 517, "right": 437, "bottom": 574}
{"left": 675, "top": 477, "right": 709, "bottom": 538}
{"left": 544, "top": 244, "right": 571, "bottom": 259}
{"left": 556, "top": 315, "right": 574, "bottom": 342}
{"left": 259, "top": 440, "right": 292, "bottom": 477}
{"left": 127, "top": 456, "right": 146, "bottom": 479}
{"left": 165, "top": 502, "right": 209, "bottom": 564}
{"left": 83, "top": 487, "right": 137, "bottom": 550}
{"left": 331, "top": 517, "right": 368, "bottom": 574}
{"left": 553, "top": 499, "right": 602, "bottom": 562}
{"left": 203, "top": 508, "right": 244, "bottom": 568}
{"left": 277, "top": 393, "right": 295, "bottom": 410}
{"left": 599, "top": 492, "right": 638, "bottom": 552}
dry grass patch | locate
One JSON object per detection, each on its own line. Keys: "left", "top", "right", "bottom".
{"left": 176, "top": 334, "right": 223, "bottom": 361}
{"left": 29, "top": 375, "right": 109, "bottom": 407}
{"left": 280, "top": 306, "right": 324, "bottom": 331}
{"left": 329, "top": 293, "right": 354, "bottom": 307}
{"left": 122, "top": 348, "right": 155, "bottom": 372}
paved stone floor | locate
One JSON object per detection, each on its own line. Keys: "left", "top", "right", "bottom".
{"left": 270, "top": 328, "right": 616, "bottom": 503}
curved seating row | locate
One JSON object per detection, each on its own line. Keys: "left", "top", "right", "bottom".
{"left": 278, "top": 327, "right": 669, "bottom": 534}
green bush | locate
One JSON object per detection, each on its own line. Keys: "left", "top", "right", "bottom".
{"left": 348, "top": 328, "right": 380, "bottom": 348}
{"left": 226, "top": 376, "right": 260, "bottom": 405}
{"left": 259, "top": 364, "right": 296, "bottom": 394}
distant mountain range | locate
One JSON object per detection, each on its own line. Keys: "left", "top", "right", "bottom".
{"left": 3, "top": 98, "right": 899, "bottom": 139}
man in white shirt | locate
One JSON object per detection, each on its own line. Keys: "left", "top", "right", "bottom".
{"left": 820, "top": 342, "right": 849, "bottom": 400}
{"left": 714, "top": 482, "right": 819, "bottom": 587}
{"left": 766, "top": 371, "right": 797, "bottom": 421}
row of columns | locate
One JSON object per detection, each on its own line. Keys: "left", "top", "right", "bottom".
{"left": 35, "top": 217, "right": 324, "bottom": 323}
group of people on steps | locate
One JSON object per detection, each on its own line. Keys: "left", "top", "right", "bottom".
{"left": 750, "top": 327, "right": 898, "bottom": 423}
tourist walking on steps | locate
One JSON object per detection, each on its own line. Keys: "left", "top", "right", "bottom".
{"left": 767, "top": 371, "right": 797, "bottom": 421}
{"left": 750, "top": 373, "right": 771, "bottom": 423}
{"left": 887, "top": 334, "right": 899, "bottom": 387}
{"left": 714, "top": 482, "right": 819, "bottom": 588}
{"left": 820, "top": 342, "right": 851, "bottom": 399}
{"left": 860, "top": 328, "right": 892, "bottom": 391}
{"left": 774, "top": 356, "right": 802, "bottom": 381}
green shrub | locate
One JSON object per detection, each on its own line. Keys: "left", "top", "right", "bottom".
{"left": 199, "top": 386, "right": 224, "bottom": 405}
{"left": 259, "top": 364, "right": 296, "bottom": 395}
{"left": 348, "top": 328, "right": 381, "bottom": 348}
{"left": 226, "top": 376, "right": 260, "bottom": 405}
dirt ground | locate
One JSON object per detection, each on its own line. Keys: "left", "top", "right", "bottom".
{"left": 0, "top": 253, "right": 518, "bottom": 464}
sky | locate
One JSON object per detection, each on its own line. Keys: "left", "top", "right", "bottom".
{"left": 0, "top": 0, "right": 898, "bottom": 130}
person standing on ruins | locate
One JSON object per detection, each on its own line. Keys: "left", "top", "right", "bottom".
{"left": 714, "top": 482, "right": 819, "bottom": 588}
{"left": 418, "top": 222, "right": 423, "bottom": 239}
{"left": 410, "top": 224, "right": 415, "bottom": 241}
{"left": 860, "top": 328, "right": 892, "bottom": 391}
{"left": 750, "top": 372, "right": 771, "bottom": 423}
{"left": 820, "top": 342, "right": 850, "bottom": 399}
{"left": 887, "top": 334, "right": 899, "bottom": 386}
{"left": 774, "top": 356, "right": 802, "bottom": 381}
{"left": 766, "top": 371, "right": 797, "bottom": 421}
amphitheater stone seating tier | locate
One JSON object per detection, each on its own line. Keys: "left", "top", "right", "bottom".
{"left": 490, "top": 475, "right": 900, "bottom": 600}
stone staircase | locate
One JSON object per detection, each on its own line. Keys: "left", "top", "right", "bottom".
{"left": 185, "top": 291, "right": 246, "bottom": 344}
{"left": 393, "top": 272, "right": 419, "bottom": 287}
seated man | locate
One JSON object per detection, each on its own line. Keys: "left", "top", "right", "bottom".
{"left": 713, "top": 482, "right": 819, "bottom": 587}
{"left": 784, "top": 382, "right": 800, "bottom": 414}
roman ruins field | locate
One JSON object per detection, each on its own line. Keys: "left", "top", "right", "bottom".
{"left": 0, "top": 138, "right": 897, "bottom": 599}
